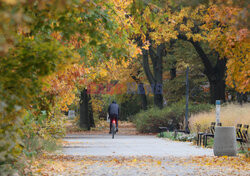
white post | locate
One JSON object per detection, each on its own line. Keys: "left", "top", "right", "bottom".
{"left": 216, "top": 100, "right": 220, "bottom": 125}
{"left": 107, "top": 113, "right": 110, "bottom": 123}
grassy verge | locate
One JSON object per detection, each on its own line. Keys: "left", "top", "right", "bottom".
{"left": 189, "top": 103, "right": 250, "bottom": 133}
{"left": 157, "top": 131, "right": 196, "bottom": 142}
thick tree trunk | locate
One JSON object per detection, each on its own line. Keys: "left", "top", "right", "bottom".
{"left": 170, "top": 62, "right": 177, "bottom": 80}
{"left": 188, "top": 40, "right": 226, "bottom": 104}
{"left": 80, "top": 88, "right": 90, "bottom": 130}
{"left": 169, "top": 43, "right": 177, "bottom": 80}
{"left": 88, "top": 94, "right": 95, "bottom": 128}
{"left": 136, "top": 34, "right": 167, "bottom": 109}
{"left": 142, "top": 43, "right": 164, "bottom": 109}
{"left": 150, "top": 44, "right": 164, "bottom": 109}
{"left": 178, "top": 34, "right": 227, "bottom": 105}
{"left": 208, "top": 57, "right": 226, "bottom": 104}
{"left": 130, "top": 74, "right": 148, "bottom": 110}
{"left": 209, "top": 79, "right": 226, "bottom": 104}
{"left": 154, "top": 93, "right": 163, "bottom": 109}
{"left": 138, "top": 83, "right": 148, "bottom": 110}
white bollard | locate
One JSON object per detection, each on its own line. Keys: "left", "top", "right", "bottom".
{"left": 213, "top": 126, "right": 237, "bottom": 156}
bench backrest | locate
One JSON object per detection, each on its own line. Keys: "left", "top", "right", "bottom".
{"left": 210, "top": 122, "right": 222, "bottom": 134}
{"left": 210, "top": 122, "right": 216, "bottom": 134}
{"left": 236, "top": 124, "right": 243, "bottom": 139}
{"left": 242, "top": 125, "right": 249, "bottom": 141}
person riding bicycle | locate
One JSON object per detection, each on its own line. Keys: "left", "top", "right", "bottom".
{"left": 108, "top": 100, "right": 119, "bottom": 134}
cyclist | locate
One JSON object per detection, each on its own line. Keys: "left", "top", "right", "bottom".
{"left": 108, "top": 100, "right": 119, "bottom": 134}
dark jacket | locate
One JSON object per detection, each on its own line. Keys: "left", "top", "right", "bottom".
{"left": 108, "top": 102, "right": 119, "bottom": 116}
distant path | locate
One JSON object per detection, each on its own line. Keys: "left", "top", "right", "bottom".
{"left": 62, "top": 134, "right": 213, "bottom": 157}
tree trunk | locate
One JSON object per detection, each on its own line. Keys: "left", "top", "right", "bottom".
{"left": 142, "top": 42, "right": 164, "bottom": 109}
{"left": 88, "top": 94, "right": 95, "bottom": 128}
{"left": 208, "top": 57, "right": 226, "bottom": 104}
{"left": 209, "top": 79, "right": 226, "bottom": 104}
{"left": 150, "top": 44, "right": 164, "bottom": 109}
{"left": 170, "top": 63, "right": 177, "bottom": 80}
{"left": 153, "top": 93, "right": 163, "bottom": 109}
{"left": 130, "top": 73, "right": 148, "bottom": 110}
{"left": 188, "top": 39, "right": 226, "bottom": 104}
{"left": 169, "top": 43, "right": 177, "bottom": 80}
{"left": 138, "top": 83, "right": 148, "bottom": 110}
{"left": 80, "top": 88, "right": 90, "bottom": 130}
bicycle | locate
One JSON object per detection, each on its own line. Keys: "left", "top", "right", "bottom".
{"left": 111, "top": 118, "right": 117, "bottom": 139}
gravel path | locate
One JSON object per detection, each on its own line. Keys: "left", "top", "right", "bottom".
{"left": 62, "top": 134, "right": 213, "bottom": 157}
{"left": 36, "top": 134, "right": 249, "bottom": 176}
{"left": 39, "top": 155, "right": 249, "bottom": 176}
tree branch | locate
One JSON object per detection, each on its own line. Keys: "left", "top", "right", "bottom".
{"left": 178, "top": 34, "right": 214, "bottom": 75}
{"left": 142, "top": 49, "right": 155, "bottom": 85}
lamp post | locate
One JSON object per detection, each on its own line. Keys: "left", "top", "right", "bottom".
{"left": 185, "top": 67, "right": 190, "bottom": 133}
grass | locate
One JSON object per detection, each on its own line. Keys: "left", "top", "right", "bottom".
{"left": 157, "top": 131, "right": 176, "bottom": 140}
{"left": 23, "top": 136, "right": 60, "bottom": 158}
{"left": 189, "top": 103, "right": 250, "bottom": 133}
{"left": 158, "top": 131, "right": 196, "bottom": 142}
{"left": 204, "top": 138, "right": 247, "bottom": 153}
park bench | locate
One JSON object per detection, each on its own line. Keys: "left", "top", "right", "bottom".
{"left": 198, "top": 123, "right": 248, "bottom": 148}
{"left": 197, "top": 122, "right": 215, "bottom": 146}
{"left": 236, "top": 124, "right": 243, "bottom": 142}
{"left": 197, "top": 122, "right": 222, "bottom": 147}
{"left": 236, "top": 124, "right": 249, "bottom": 149}
{"left": 203, "top": 122, "right": 222, "bottom": 147}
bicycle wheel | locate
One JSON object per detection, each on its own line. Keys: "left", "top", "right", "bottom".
{"left": 112, "top": 123, "right": 115, "bottom": 139}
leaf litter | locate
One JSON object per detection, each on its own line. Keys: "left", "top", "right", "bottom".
{"left": 31, "top": 154, "right": 250, "bottom": 176}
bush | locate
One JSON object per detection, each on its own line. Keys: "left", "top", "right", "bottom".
{"left": 189, "top": 103, "right": 250, "bottom": 133}
{"left": 133, "top": 100, "right": 213, "bottom": 133}
{"left": 0, "top": 110, "right": 65, "bottom": 175}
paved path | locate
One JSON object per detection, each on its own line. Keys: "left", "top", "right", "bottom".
{"left": 62, "top": 134, "right": 213, "bottom": 157}
{"left": 38, "top": 134, "right": 249, "bottom": 175}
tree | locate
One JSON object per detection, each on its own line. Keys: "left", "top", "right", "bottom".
{"left": 141, "top": 43, "right": 165, "bottom": 108}
{"left": 131, "top": 2, "right": 227, "bottom": 104}
{"left": 79, "top": 88, "right": 90, "bottom": 130}
{"left": 203, "top": 4, "right": 249, "bottom": 93}
{"left": 126, "top": 1, "right": 248, "bottom": 103}
{"left": 177, "top": 35, "right": 227, "bottom": 103}
{"left": 163, "top": 40, "right": 210, "bottom": 104}
{"left": 0, "top": 35, "right": 76, "bottom": 174}
{"left": 0, "top": 0, "right": 140, "bottom": 172}
{"left": 120, "top": 1, "right": 168, "bottom": 109}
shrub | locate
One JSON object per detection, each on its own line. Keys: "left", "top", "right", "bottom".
{"left": 133, "top": 100, "right": 213, "bottom": 133}
{"left": 189, "top": 103, "right": 250, "bottom": 133}
{"left": 0, "top": 110, "right": 65, "bottom": 175}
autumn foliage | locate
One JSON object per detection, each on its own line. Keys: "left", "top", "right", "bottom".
{"left": 0, "top": 0, "right": 249, "bottom": 174}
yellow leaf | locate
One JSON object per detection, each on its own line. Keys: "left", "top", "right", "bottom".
{"left": 205, "top": 162, "right": 212, "bottom": 166}
{"left": 3, "top": 0, "right": 17, "bottom": 5}
{"left": 36, "top": 169, "right": 42, "bottom": 173}
{"left": 157, "top": 161, "right": 162, "bottom": 165}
